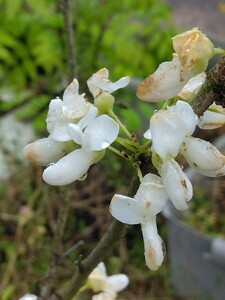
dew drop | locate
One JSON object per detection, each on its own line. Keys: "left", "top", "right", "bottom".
{"left": 78, "top": 172, "right": 88, "bottom": 181}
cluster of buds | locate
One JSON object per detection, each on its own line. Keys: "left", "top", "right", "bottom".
{"left": 24, "top": 27, "right": 225, "bottom": 279}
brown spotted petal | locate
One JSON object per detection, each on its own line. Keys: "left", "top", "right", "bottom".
{"left": 136, "top": 55, "right": 193, "bottom": 102}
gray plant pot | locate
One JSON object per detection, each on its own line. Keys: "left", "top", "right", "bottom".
{"left": 163, "top": 134, "right": 225, "bottom": 299}
{"left": 164, "top": 203, "right": 225, "bottom": 299}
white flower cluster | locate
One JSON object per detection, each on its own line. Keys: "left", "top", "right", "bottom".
{"left": 110, "top": 28, "right": 225, "bottom": 271}
{"left": 23, "top": 69, "right": 130, "bottom": 185}
{"left": 23, "top": 27, "right": 225, "bottom": 275}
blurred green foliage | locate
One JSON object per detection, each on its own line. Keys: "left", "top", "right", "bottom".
{"left": 0, "top": 0, "right": 177, "bottom": 134}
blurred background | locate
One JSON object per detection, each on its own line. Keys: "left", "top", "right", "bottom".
{"left": 0, "top": 0, "right": 225, "bottom": 299}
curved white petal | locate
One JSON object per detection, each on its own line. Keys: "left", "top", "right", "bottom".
{"left": 23, "top": 138, "right": 66, "bottom": 166}
{"left": 83, "top": 115, "right": 119, "bottom": 151}
{"left": 46, "top": 98, "right": 73, "bottom": 141}
{"left": 167, "top": 100, "right": 198, "bottom": 136}
{"left": 160, "top": 158, "right": 193, "bottom": 210}
{"left": 141, "top": 218, "right": 165, "bottom": 270}
{"left": 43, "top": 149, "right": 94, "bottom": 186}
{"left": 143, "top": 128, "right": 152, "bottom": 139}
{"left": 87, "top": 68, "right": 130, "bottom": 98}
{"left": 136, "top": 55, "right": 193, "bottom": 102}
{"left": 67, "top": 123, "right": 84, "bottom": 146}
{"left": 134, "top": 182, "right": 168, "bottom": 218}
{"left": 78, "top": 106, "right": 98, "bottom": 129}
{"left": 198, "top": 108, "right": 225, "bottom": 129}
{"left": 181, "top": 136, "right": 225, "bottom": 172}
{"left": 150, "top": 109, "right": 186, "bottom": 158}
{"left": 110, "top": 194, "right": 142, "bottom": 225}
{"left": 62, "top": 79, "right": 89, "bottom": 118}
{"left": 107, "top": 274, "right": 129, "bottom": 293}
{"left": 141, "top": 173, "right": 163, "bottom": 185}
{"left": 178, "top": 72, "right": 206, "bottom": 100}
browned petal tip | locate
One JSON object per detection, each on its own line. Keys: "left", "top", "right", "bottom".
{"left": 136, "top": 75, "right": 156, "bottom": 101}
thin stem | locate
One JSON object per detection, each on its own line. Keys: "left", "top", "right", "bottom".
{"left": 109, "top": 110, "right": 132, "bottom": 139}
{"left": 108, "top": 145, "right": 130, "bottom": 159}
{"left": 116, "top": 137, "right": 137, "bottom": 152}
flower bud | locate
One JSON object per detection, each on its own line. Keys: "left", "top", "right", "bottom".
{"left": 23, "top": 138, "right": 66, "bottom": 166}
{"left": 94, "top": 92, "right": 115, "bottom": 113}
{"left": 172, "top": 27, "right": 214, "bottom": 74}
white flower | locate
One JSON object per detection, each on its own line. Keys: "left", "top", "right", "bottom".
{"left": 46, "top": 79, "right": 90, "bottom": 142}
{"left": 198, "top": 104, "right": 225, "bottom": 129}
{"left": 87, "top": 68, "right": 130, "bottom": 98}
{"left": 159, "top": 157, "right": 193, "bottom": 210}
{"left": 110, "top": 174, "right": 168, "bottom": 270}
{"left": 67, "top": 106, "right": 119, "bottom": 151}
{"left": 172, "top": 27, "right": 214, "bottom": 74}
{"left": 19, "top": 294, "right": 37, "bottom": 300}
{"left": 136, "top": 55, "right": 193, "bottom": 102}
{"left": 145, "top": 101, "right": 197, "bottom": 158}
{"left": 87, "top": 262, "right": 129, "bottom": 300}
{"left": 180, "top": 136, "right": 225, "bottom": 177}
{"left": 23, "top": 137, "right": 66, "bottom": 166}
{"left": 43, "top": 106, "right": 119, "bottom": 185}
{"left": 62, "top": 78, "right": 90, "bottom": 118}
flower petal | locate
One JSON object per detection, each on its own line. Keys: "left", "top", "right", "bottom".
{"left": 83, "top": 115, "right": 119, "bottom": 151}
{"left": 78, "top": 105, "right": 98, "bottom": 129}
{"left": 160, "top": 158, "right": 193, "bottom": 210}
{"left": 198, "top": 104, "right": 225, "bottom": 129}
{"left": 141, "top": 218, "right": 165, "bottom": 270}
{"left": 23, "top": 137, "right": 66, "bottom": 166}
{"left": 110, "top": 194, "right": 142, "bottom": 225}
{"left": 150, "top": 109, "right": 186, "bottom": 158}
{"left": 107, "top": 274, "right": 129, "bottom": 292}
{"left": 67, "top": 123, "right": 84, "bottom": 145}
{"left": 178, "top": 72, "right": 206, "bottom": 100}
{"left": 167, "top": 100, "right": 198, "bottom": 136}
{"left": 172, "top": 27, "right": 214, "bottom": 74}
{"left": 62, "top": 79, "right": 90, "bottom": 118}
{"left": 19, "top": 294, "right": 37, "bottom": 300}
{"left": 181, "top": 136, "right": 225, "bottom": 172}
{"left": 136, "top": 55, "right": 193, "bottom": 102}
{"left": 87, "top": 68, "right": 130, "bottom": 98}
{"left": 43, "top": 149, "right": 94, "bottom": 186}
{"left": 46, "top": 98, "right": 73, "bottom": 141}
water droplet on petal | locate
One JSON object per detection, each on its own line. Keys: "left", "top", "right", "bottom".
{"left": 78, "top": 172, "right": 88, "bottom": 181}
{"left": 49, "top": 163, "right": 55, "bottom": 166}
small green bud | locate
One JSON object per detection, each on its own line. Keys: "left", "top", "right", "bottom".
{"left": 94, "top": 92, "right": 115, "bottom": 114}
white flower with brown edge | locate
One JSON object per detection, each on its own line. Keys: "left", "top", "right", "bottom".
{"left": 87, "top": 262, "right": 129, "bottom": 300}
{"left": 23, "top": 137, "right": 66, "bottom": 166}
{"left": 172, "top": 27, "right": 214, "bottom": 74}
{"left": 110, "top": 174, "right": 168, "bottom": 270}
{"left": 43, "top": 106, "right": 119, "bottom": 186}
{"left": 180, "top": 136, "right": 225, "bottom": 177}
{"left": 159, "top": 157, "right": 193, "bottom": 210}
{"left": 136, "top": 54, "right": 193, "bottom": 102}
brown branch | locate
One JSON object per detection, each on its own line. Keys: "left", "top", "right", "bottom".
{"left": 59, "top": 0, "right": 77, "bottom": 80}
{"left": 191, "top": 55, "right": 225, "bottom": 116}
